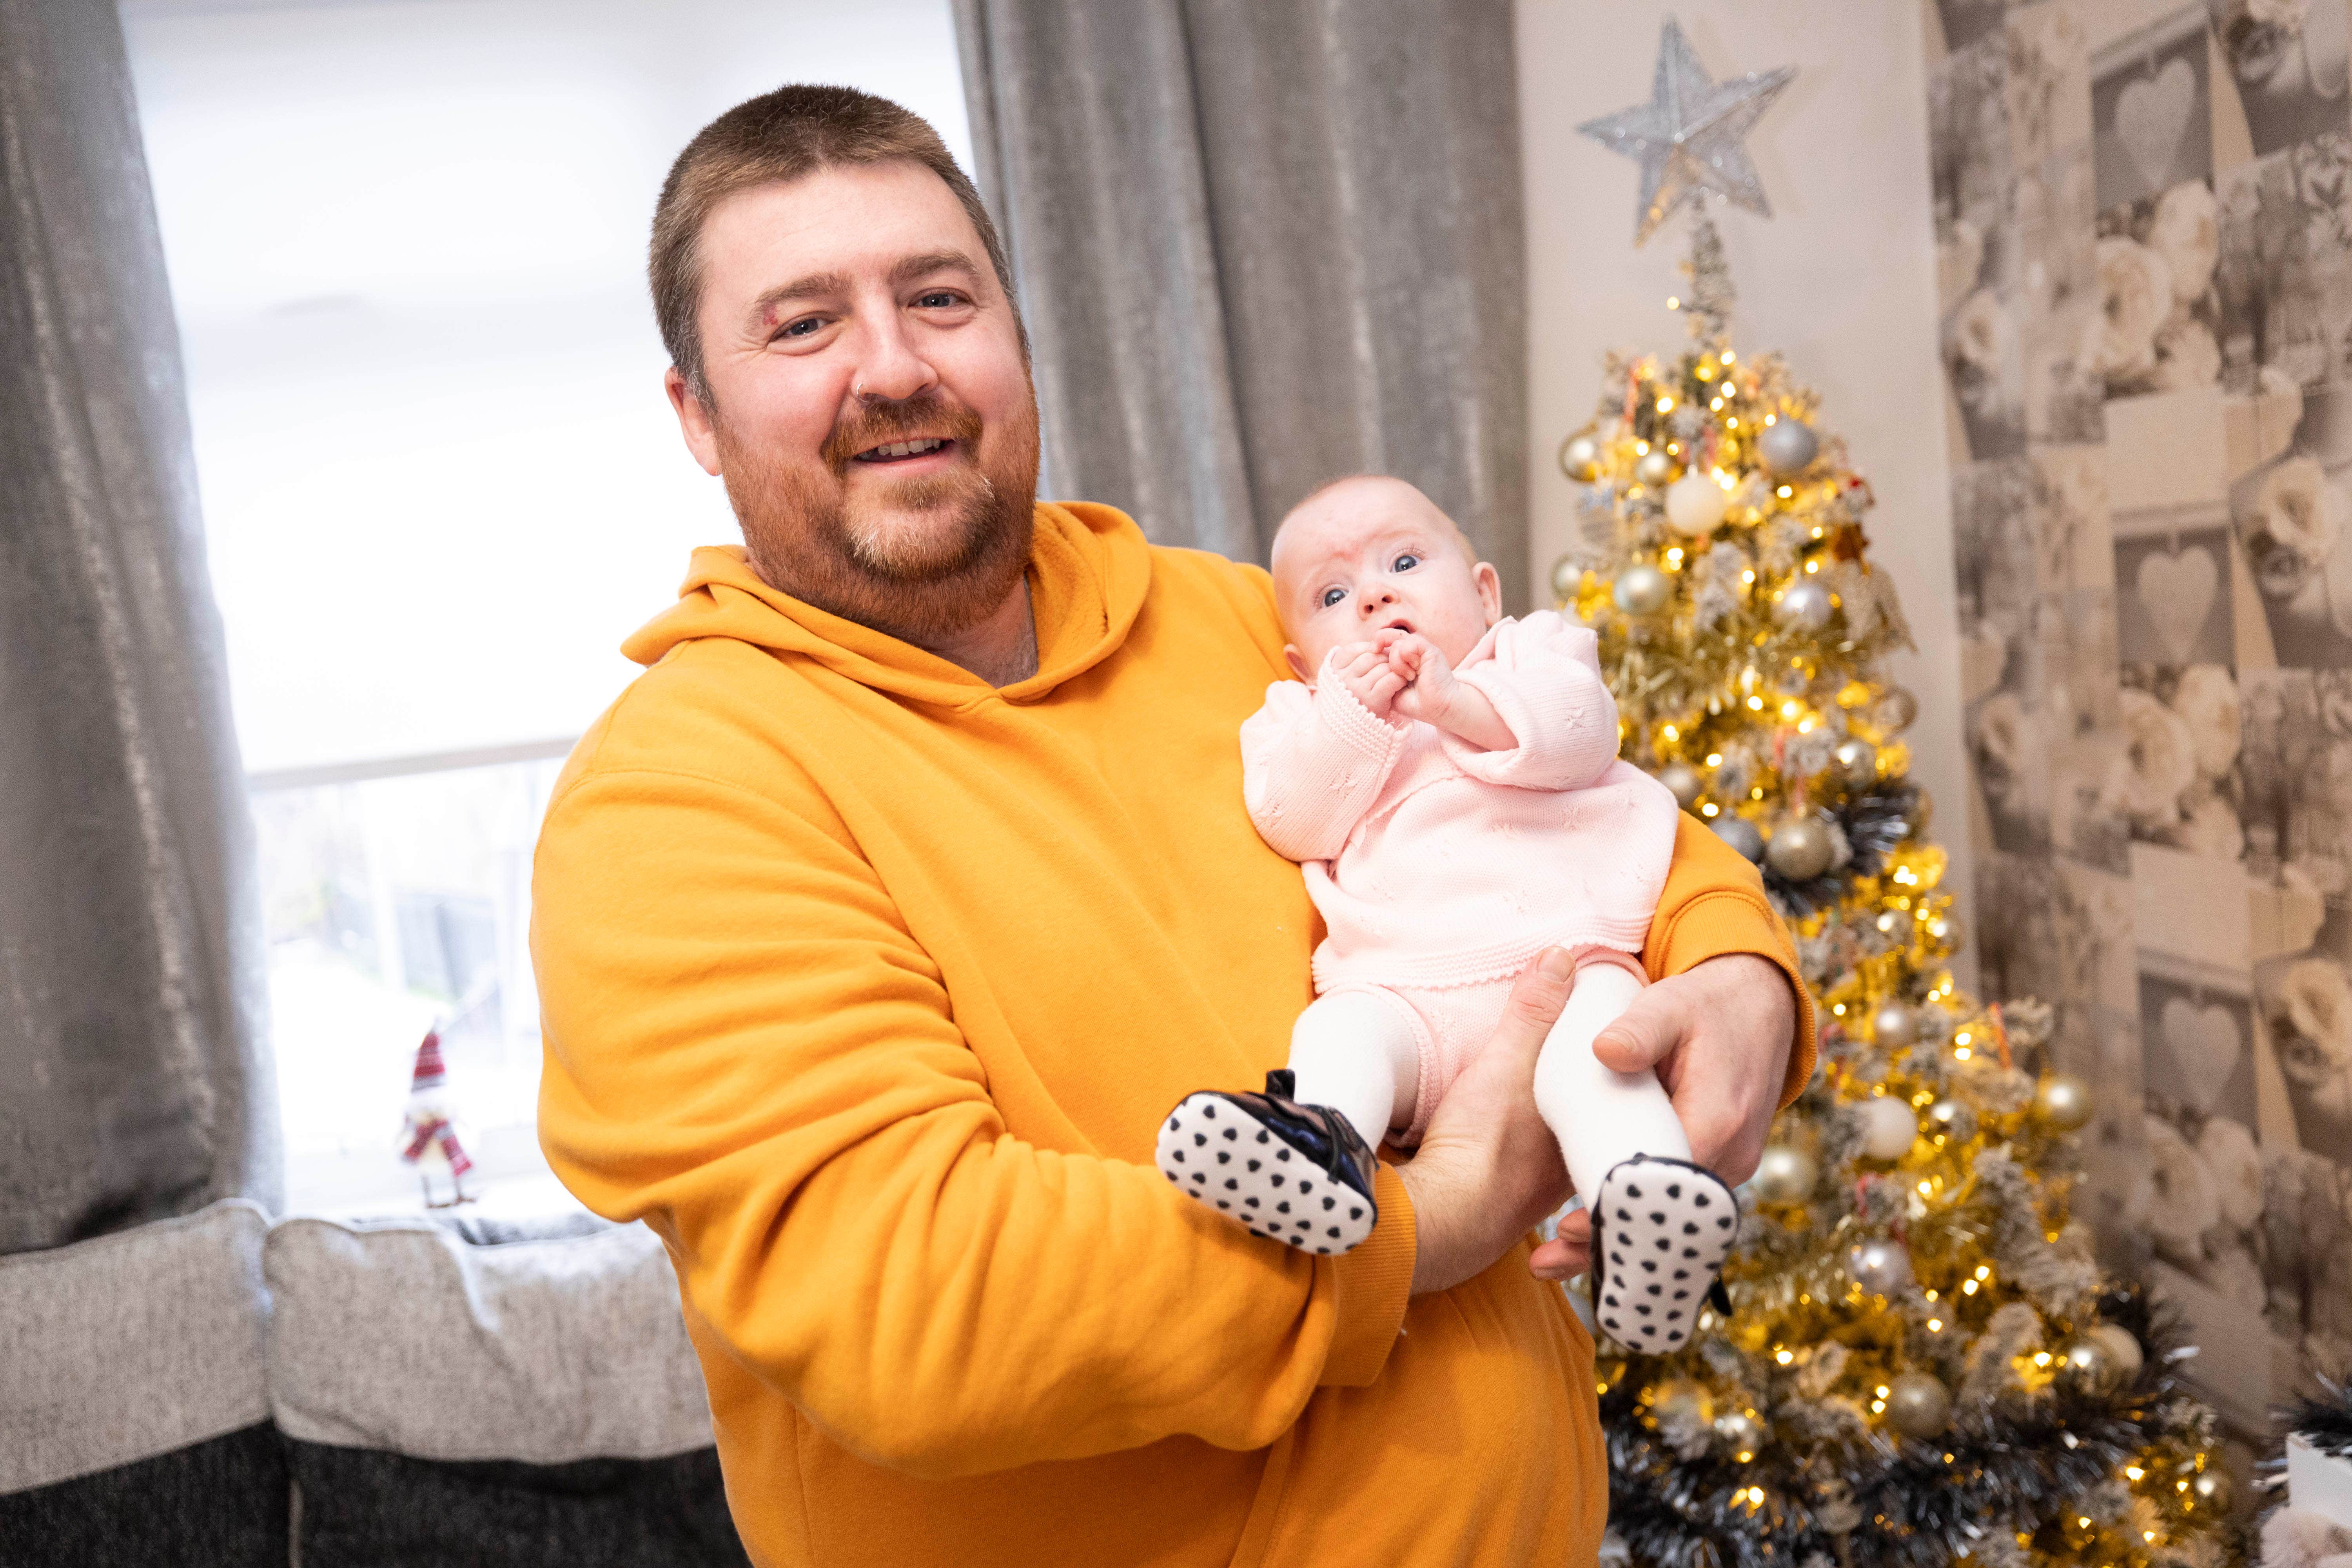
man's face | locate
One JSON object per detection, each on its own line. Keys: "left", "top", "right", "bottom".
{"left": 668, "top": 160, "right": 1040, "bottom": 642}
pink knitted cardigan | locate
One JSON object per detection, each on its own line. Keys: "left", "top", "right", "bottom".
{"left": 1240, "top": 611, "right": 1680, "bottom": 992}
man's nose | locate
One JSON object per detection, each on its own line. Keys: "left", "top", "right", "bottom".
{"left": 851, "top": 312, "right": 939, "bottom": 405}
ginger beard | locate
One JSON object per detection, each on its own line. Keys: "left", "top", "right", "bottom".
{"left": 714, "top": 386, "right": 1040, "bottom": 645}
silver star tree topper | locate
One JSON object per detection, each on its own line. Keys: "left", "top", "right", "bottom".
{"left": 1578, "top": 19, "right": 1796, "bottom": 246}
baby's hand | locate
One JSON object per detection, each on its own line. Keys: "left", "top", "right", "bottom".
{"left": 1387, "top": 634, "right": 1459, "bottom": 724}
{"left": 1330, "top": 641, "right": 1405, "bottom": 718}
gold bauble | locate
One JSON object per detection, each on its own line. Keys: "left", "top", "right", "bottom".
{"left": 1886, "top": 1370, "right": 1952, "bottom": 1437}
{"left": 1657, "top": 763, "right": 1704, "bottom": 811}
{"left": 2059, "top": 1335, "right": 2125, "bottom": 1397}
{"left": 1873, "top": 685, "right": 1920, "bottom": 732}
{"left": 1551, "top": 554, "right": 1583, "bottom": 602}
{"left": 1871, "top": 1000, "right": 1919, "bottom": 1047}
{"left": 1752, "top": 1143, "right": 1818, "bottom": 1203}
{"left": 1765, "top": 815, "right": 1835, "bottom": 881}
{"left": 1925, "top": 1097, "right": 1978, "bottom": 1143}
{"left": 1856, "top": 1095, "right": 1920, "bottom": 1161}
{"left": 2034, "top": 1073, "right": 2094, "bottom": 1131}
{"left": 2089, "top": 1322, "right": 2144, "bottom": 1384}
{"left": 1652, "top": 1377, "right": 1714, "bottom": 1429}
{"left": 1635, "top": 449, "right": 1678, "bottom": 488}
{"left": 1612, "top": 563, "right": 1674, "bottom": 617}
{"left": 1844, "top": 1238, "right": 1914, "bottom": 1296}
{"left": 1713, "top": 1409, "right": 1766, "bottom": 1459}
{"left": 1830, "top": 737, "right": 1879, "bottom": 789}
{"left": 1560, "top": 432, "right": 1604, "bottom": 483}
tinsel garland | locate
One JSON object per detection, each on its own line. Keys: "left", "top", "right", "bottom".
{"left": 1602, "top": 1287, "right": 2212, "bottom": 1568}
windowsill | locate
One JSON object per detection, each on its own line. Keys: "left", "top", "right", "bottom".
{"left": 281, "top": 1120, "right": 591, "bottom": 1225}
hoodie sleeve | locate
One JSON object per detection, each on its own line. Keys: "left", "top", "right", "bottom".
{"left": 1239, "top": 668, "right": 1411, "bottom": 862}
{"left": 532, "top": 761, "right": 1418, "bottom": 1483}
{"left": 1438, "top": 612, "right": 1621, "bottom": 791}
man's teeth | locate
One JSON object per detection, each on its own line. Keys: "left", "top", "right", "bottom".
{"left": 862, "top": 437, "right": 947, "bottom": 459}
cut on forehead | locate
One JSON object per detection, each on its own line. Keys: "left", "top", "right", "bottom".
{"left": 1271, "top": 475, "right": 1476, "bottom": 572}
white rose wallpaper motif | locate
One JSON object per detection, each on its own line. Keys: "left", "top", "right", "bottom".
{"left": 1930, "top": 0, "right": 2352, "bottom": 1420}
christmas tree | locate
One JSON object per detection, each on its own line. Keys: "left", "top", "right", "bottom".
{"left": 1554, "top": 215, "right": 2236, "bottom": 1568}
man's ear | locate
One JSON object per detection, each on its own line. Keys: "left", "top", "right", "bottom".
{"left": 1284, "top": 643, "right": 1315, "bottom": 682}
{"left": 666, "top": 368, "right": 724, "bottom": 477}
{"left": 1474, "top": 561, "right": 1503, "bottom": 624}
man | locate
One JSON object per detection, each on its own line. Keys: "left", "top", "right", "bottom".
{"left": 533, "top": 84, "right": 1813, "bottom": 1566}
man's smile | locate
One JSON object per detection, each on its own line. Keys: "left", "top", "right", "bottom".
{"left": 853, "top": 436, "right": 956, "bottom": 465}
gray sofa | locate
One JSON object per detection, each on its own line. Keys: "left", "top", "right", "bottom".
{"left": 0, "top": 1201, "right": 749, "bottom": 1566}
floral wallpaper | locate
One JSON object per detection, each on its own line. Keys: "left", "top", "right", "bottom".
{"left": 1927, "top": 0, "right": 2352, "bottom": 1428}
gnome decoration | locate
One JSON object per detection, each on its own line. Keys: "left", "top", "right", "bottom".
{"left": 397, "top": 1027, "right": 475, "bottom": 1208}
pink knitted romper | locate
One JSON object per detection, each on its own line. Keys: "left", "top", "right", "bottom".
{"left": 1240, "top": 611, "right": 1681, "bottom": 1143}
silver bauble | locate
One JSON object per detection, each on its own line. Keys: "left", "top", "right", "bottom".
{"left": 2089, "top": 1323, "right": 2144, "bottom": 1384}
{"left": 1857, "top": 1096, "right": 1920, "bottom": 1161}
{"left": 1830, "top": 737, "right": 1879, "bottom": 789}
{"left": 1872, "top": 685, "right": 1920, "bottom": 732}
{"left": 1712, "top": 815, "right": 1766, "bottom": 862}
{"left": 1751, "top": 1143, "right": 1818, "bottom": 1203}
{"left": 1844, "top": 1237, "right": 1914, "bottom": 1296}
{"left": 1635, "top": 449, "right": 1677, "bottom": 488}
{"left": 1657, "top": 763, "right": 1704, "bottom": 811}
{"left": 1612, "top": 563, "right": 1674, "bottom": 617}
{"left": 2059, "top": 1335, "right": 2126, "bottom": 1397}
{"left": 1925, "top": 1097, "right": 1978, "bottom": 1144}
{"left": 1664, "top": 472, "right": 1730, "bottom": 536}
{"left": 1765, "top": 815, "right": 1835, "bottom": 880}
{"left": 1871, "top": 1001, "right": 1920, "bottom": 1048}
{"left": 1652, "top": 1377, "right": 1714, "bottom": 1428}
{"left": 1560, "top": 432, "right": 1604, "bottom": 483}
{"left": 1758, "top": 417, "right": 1819, "bottom": 475}
{"left": 1886, "top": 1370, "right": 1952, "bottom": 1437}
{"left": 1813, "top": 1477, "right": 1863, "bottom": 1535}
{"left": 1713, "top": 1409, "right": 1766, "bottom": 1460}
{"left": 2034, "top": 1073, "right": 2094, "bottom": 1131}
{"left": 1552, "top": 554, "right": 1583, "bottom": 603}
{"left": 1775, "top": 577, "right": 1835, "bottom": 631}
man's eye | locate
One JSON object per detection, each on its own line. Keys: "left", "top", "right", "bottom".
{"left": 915, "top": 291, "right": 962, "bottom": 308}
{"left": 1320, "top": 587, "right": 1348, "bottom": 609}
{"left": 778, "top": 317, "right": 823, "bottom": 339}
{"left": 1394, "top": 553, "right": 1421, "bottom": 572}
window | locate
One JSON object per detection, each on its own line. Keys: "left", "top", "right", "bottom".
{"left": 125, "top": 0, "right": 975, "bottom": 1212}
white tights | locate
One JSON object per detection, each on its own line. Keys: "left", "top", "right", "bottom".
{"left": 1285, "top": 963, "right": 1689, "bottom": 1197}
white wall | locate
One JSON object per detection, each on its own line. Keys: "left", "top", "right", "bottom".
{"left": 1517, "top": 1, "right": 1976, "bottom": 983}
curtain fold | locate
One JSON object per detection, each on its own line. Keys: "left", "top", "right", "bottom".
{"left": 954, "top": 0, "right": 1530, "bottom": 608}
{"left": 0, "top": 0, "right": 277, "bottom": 1250}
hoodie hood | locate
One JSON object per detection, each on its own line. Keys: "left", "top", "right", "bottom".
{"left": 621, "top": 501, "right": 1154, "bottom": 708}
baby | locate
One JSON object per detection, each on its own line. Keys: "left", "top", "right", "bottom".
{"left": 1156, "top": 475, "right": 1737, "bottom": 1351}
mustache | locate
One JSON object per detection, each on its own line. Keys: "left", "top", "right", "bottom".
{"left": 820, "top": 393, "right": 985, "bottom": 476}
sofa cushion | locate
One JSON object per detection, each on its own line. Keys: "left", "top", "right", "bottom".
{"left": 262, "top": 1214, "right": 715, "bottom": 1463}
{"left": 0, "top": 1197, "right": 271, "bottom": 1493}
{"left": 0, "top": 1423, "right": 288, "bottom": 1568}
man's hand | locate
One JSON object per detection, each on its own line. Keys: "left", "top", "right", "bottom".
{"left": 1328, "top": 640, "right": 1405, "bottom": 719}
{"left": 1393, "top": 948, "right": 1578, "bottom": 1295}
{"left": 1527, "top": 952, "right": 1797, "bottom": 1281}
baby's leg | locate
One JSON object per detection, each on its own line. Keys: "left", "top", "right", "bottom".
{"left": 1286, "top": 988, "right": 1422, "bottom": 1148}
{"left": 1532, "top": 957, "right": 1689, "bottom": 1198}
{"left": 1534, "top": 951, "right": 1736, "bottom": 1355}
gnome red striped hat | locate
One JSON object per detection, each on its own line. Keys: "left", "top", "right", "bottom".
{"left": 410, "top": 1029, "right": 447, "bottom": 1092}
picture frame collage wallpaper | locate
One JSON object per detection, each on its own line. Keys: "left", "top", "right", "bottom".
{"left": 1928, "top": 0, "right": 2352, "bottom": 1426}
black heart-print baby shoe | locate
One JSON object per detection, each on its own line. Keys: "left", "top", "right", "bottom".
{"left": 1588, "top": 1153, "right": 1739, "bottom": 1355}
{"left": 1156, "top": 1069, "right": 1379, "bottom": 1254}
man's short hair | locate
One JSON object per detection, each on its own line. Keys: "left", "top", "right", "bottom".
{"left": 650, "top": 84, "right": 1023, "bottom": 405}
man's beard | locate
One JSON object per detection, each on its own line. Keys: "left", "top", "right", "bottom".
{"left": 715, "top": 387, "right": 1040, "bottom": 647}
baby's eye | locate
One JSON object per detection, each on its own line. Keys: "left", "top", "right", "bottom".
{"left": 1320, "top": 586, "right": 1348, "bottom": 609}
{"left": 1393, "top": 552, "right": 1421, "bottom": 572}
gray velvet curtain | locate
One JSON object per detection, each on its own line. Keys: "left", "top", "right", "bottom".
{"left": 953, "top": 0, "right": 1530, "bottom": 609}
{"left": 0, "top": 0, "right": 277, "bottom": 1250}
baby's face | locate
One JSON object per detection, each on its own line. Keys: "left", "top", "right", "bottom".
{"left": 1271, "top": 477, "right": 1502, "bottom": 681}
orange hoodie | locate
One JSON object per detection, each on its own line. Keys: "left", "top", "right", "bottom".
{"left": 532, "top": 502, "right": 1814, "bottom": 1568}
